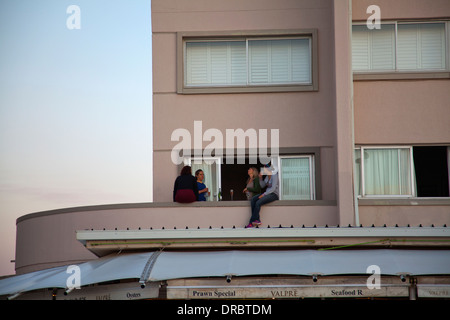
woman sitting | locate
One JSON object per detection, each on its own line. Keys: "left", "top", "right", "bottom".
{"left": 173, "top": 166, "right": 199, "bottom": 203}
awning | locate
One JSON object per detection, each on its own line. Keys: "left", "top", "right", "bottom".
{"left": 1, "top": 249, "right": 449, "bottom": 297}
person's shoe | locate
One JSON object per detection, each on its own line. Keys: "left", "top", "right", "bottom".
{"left": 245, "top": 223, "right": 254, "bottom": 228}
{"left": 252, "top": 220, "right": 262, "bottom": 226}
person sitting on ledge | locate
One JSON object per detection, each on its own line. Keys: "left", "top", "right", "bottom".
{"left": 246, "top": 164, "right": 279, "bottom": 228}
{"left": 173, "top": 166, "right": 199, "bottom": 203}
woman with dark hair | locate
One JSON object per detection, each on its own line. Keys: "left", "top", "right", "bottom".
{"left": 173, "top": 166, "right": 199, "bottom": 203}
{"left": 195, "top": 169, "right": 209, "bottom": 201}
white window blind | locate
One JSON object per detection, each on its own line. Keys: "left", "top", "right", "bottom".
{"left": 397, "top": 23, "right": 446, "bottom": 70}
{"left": 185, "top": 41, "right": 246, "bottom": 86}
{"left": 248, "top": 39, "right": 311, "bottom": 84}
{"left": 185, "top": 37, "right": 311, "bottom": 87}
{"left": 352, "top": 24, "right": 395, "bottom": 71}
{"left": 280, "top": 156, "right": 314, "bottom": 200}
{"left": 352, "top": 22, "right": 447, "bottom": 72}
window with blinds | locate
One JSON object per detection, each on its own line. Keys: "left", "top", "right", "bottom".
{"left": 397, "top": 23, "right": 446, "bottom": 70}
{"left": 279, "top": 156, "right": 315, "bottom": 200}
{"left": 352, "top": 24, "right": 396, "bottom": 71}
{"left": 352, "top": 22, "right": 447, "bottom": 72}
{"left": 185, "top": 37, "right": 312, "bottom": 87}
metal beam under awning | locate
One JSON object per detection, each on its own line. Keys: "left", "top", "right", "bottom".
{"left": 76, "top": 227, "right": 450, "bottom": 256}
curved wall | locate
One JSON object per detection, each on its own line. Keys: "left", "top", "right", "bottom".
{"left": 15, "top": 201, "right": 337, "bottom": 274}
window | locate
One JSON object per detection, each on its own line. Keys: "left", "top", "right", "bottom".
{"left": 355, "top": 146, "right": 450, "bottom": 198}
{"left": 248, "top": 39, "right": 311, "bottom": 85}
{"left": 397, "top": 23, "right": 446, "bottom": 71}
{"left": 184, "top": 154, "right": 316, "bottom": 201}
{"left": 352, "top": 24, "right": 396, "bottom": 71}
{"left": 413, "top": 146, "right": 450, "bottom": 197}
{"left": 185, "top": 157, "right": 221, "bottom": 201}
{"left": 185, "top": 41, "right": 247, "bottom": 86}
{"left": 352, "top": 22, "right": 447, "bottom": 72}
{"left": 178, "top": 30, "right": 318, "bottom": 93}
{"left": 185, "top": 38, "right": 311, "bottom": 87}
{"left": 279, "top": 156, "right": 315, "bottom": 200}
{"left": 355, "top": 147, "right": 414, "bottom": 197}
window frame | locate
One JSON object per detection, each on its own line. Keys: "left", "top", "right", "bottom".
{"left": 182, "top": 152, "right": 318, "bottom": 201}
{"left": 278, "top": 155, "right": 316, "bottom": 200}
{"left": 352, "top": 20, "right": 450, "bottom": 80}
{"left": 177, "top": 29, "right": 318, "bottom": 94}
{"left": 184, "top": 156, "right": 222, "bottom": 202}
{"left": 356, "top": 146, "right": 416, "bottom": 198}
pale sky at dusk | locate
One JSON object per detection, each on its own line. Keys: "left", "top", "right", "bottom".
{"left": 0, "top": 0, "right": 153, "bottom": 275}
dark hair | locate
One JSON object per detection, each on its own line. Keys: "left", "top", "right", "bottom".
{"left": 195, "top": 169, "right": 203, "bottom": 177}
{"left": 180, "top": 165, "right": 192, "bottom": 176}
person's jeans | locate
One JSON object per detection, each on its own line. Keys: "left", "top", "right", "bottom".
{"left": 249, "top": 193, "right": 278, "bottom": 224}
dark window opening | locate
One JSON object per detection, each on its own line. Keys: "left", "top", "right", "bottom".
{"left": 220, "top": 159, "right": 266, "bottom": 201}
{"left": 413, "top": 146, "right": 449, "bottom": 197}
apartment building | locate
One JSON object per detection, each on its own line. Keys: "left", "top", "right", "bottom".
{"left": 1, "top": 0, "right": 449, "bottom": 300}
{"left": 152, "top": 0, "right": 450, "bottom": 227}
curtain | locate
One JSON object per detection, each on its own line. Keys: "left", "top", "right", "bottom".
{"left": 363, "top": 148, "right": 412, "bottom": 195}
{"left": 280, "top": 157, "right": 312, "bottom": 200}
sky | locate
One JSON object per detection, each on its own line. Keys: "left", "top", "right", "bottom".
{"left": 0, "top": 0, "right": 153, "bottom": 276}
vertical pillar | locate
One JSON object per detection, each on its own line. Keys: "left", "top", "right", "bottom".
{"left": 333, "top": 0, "right": 356, "bottom": 225}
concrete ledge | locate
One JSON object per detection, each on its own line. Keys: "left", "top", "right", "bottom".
{"left": 353, "top": 71, "right": 450, "bottom": 81}
{"left": 358, "top": 198, "right": 450, "bottom": 206}
{"left": 17, "top": 200, "right": 337, "bottom": 223}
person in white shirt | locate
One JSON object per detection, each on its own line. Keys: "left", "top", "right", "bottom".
{"left": 246, "top": 164, "right": 279, "bottom": 228}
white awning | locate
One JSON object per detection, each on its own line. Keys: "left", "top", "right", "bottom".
{"left": 1, "top": 249, "right": 449, "bottom": 297}
{"left": 148, "top": 249, "right": 450, "bottom": 281}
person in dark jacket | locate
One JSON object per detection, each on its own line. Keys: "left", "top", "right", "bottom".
{"left": 173, "top": 166, "right": 199, "bottom": 203}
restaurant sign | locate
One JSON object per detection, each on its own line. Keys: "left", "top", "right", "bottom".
{"left": 167, "top": 285, "right": 409, "bottom": 299}
{"left": 417, "top": 285, "right": 450, "bottom": 298}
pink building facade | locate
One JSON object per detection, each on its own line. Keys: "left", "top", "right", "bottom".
{"left": 3, "top": 0, "right": 450, "bottom": 300}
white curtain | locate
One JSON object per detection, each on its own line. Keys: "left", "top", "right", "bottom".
{"left": 363, "top": 148, "right": 412, "bottom": 196}
{"left": 280, "top": 157, "right": 312, "bottom": 200}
